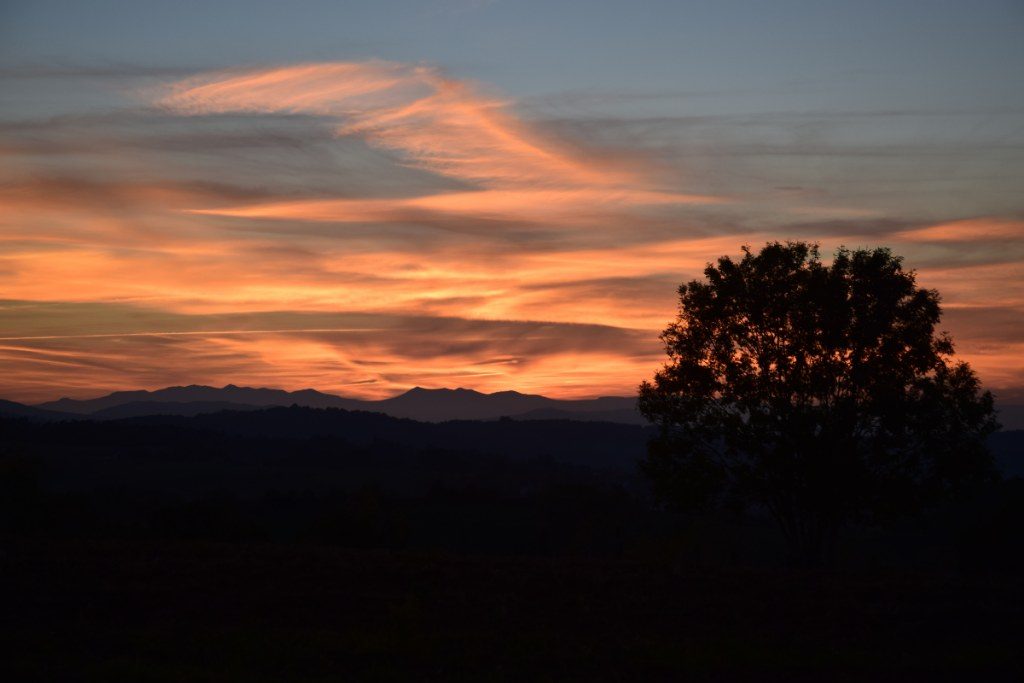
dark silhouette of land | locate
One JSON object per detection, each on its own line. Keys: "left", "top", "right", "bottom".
{"left": 1, "top": 403, "right": 1022, "bottom": 678}
{"left": 32, "top": 384, "right": 646, "bottom": 424}
{"left": 6, "top": 538, "right": 1022, "bottom": 681}
{"left": 21, "top": 382, "right": 1024, "bottom": 428}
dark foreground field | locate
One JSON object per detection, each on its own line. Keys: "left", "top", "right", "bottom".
{"left": 3, "top": 539, "right": 1021, "bottom": 682}
{"left": 3, "top": 411, "right": 1023, "bottom": 680}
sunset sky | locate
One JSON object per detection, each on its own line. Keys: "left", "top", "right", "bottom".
{"left": 1, "top": 0, "right": 1022, "bottom": 410}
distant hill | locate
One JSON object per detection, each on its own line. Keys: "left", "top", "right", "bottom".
{"left": 87, "top": 406, "right": 1023, "bottom": 478}
{"left": 35, "top": 384, "right": 644, "bottom": 424}
{"left": 104, "top": 406, "right": 653, "bottom": 471}
{"left": 37, "top": 384, "right": 361, "bottom": 414}
{"left": 508, "top": 407, "right": 648, "bottom": 425}
{"left": 372, "top": 387, "right": 638, "bottom": 422}
{"left": 1, "top": 404, "right": 655, "bottom": 478}
{"left": 90, "top": 400, "right": 269, "bottom": 420}
{"left": 0, "top": 399, "right": 78, "bottom": 421}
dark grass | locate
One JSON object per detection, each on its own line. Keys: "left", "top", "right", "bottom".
{"left": 2, "top": 539, "right": 1021, "bottom": 681}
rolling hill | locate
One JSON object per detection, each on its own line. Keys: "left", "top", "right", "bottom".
{"left": 35, "top": 384, "right": 644, "bottom": 423}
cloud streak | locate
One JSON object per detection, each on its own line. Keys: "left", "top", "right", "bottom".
{"left": 158, "top": 62, "right": 629, "bottom": 187}
{"left": 156, "top": 61, "right": 720, "bottom": 226}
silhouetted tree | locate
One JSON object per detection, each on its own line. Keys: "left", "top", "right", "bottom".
{"left": 639, "top": 242, "right": 999, "bottom": 565}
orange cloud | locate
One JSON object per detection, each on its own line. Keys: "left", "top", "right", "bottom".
{"left": 158, "top": 62, "right": 633, "bottom": 188}
{"left": 191, "top": 187, "right": 719, "bottom": 227}
{"left": 157, "top": 61, "right": 720, "bottom": 225}
{"left": 895, "top": 217, "right": 1024, "bottom": 243}
{"left": 914, "top": 261, "right": 1024, "bottom": 310}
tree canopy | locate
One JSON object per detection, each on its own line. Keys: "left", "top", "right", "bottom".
{"left": 638, "top": 242, "right": 999, "bottom": 564}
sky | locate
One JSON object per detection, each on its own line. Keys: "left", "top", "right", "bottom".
{"left": 1, "top": 0, "right": 1022, "bottom": 411}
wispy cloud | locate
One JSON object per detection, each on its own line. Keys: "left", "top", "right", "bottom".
{"left": 895, "top": 217, "right": 1024, "bottom": 244}
{"left": 156, "top": 61, "right": 721, "bottom": 226}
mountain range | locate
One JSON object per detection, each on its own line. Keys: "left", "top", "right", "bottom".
{"left": 23, "top": 384, "right": 646, "bottom": 424}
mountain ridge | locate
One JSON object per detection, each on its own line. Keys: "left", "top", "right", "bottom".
{"left": 33, "top": 384, "right": 645, "bottom": 424}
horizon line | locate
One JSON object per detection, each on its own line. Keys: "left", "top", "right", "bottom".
{"left": 19, "top": 382, "right": 638, "bottom": 406}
